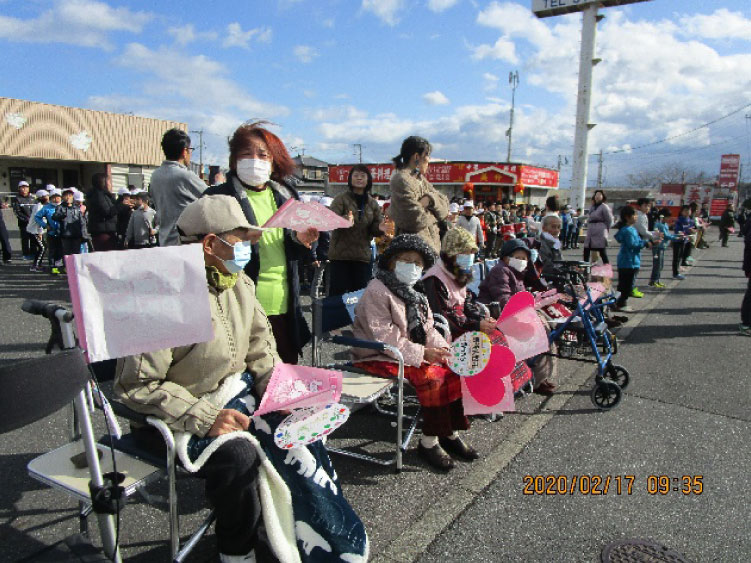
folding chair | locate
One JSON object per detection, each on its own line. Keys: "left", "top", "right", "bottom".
{"left": 21, "top": 300, "right": 215, "bottom": 563}
{"left": 311, "top": 289, "right": 415, "bottom": 472}
{"left": 2, "top": 346, "right": 124, "bottom": 562}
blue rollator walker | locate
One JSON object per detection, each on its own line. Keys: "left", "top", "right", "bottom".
{"left": 544, "top": 260, "right": 630, "bottom": 410}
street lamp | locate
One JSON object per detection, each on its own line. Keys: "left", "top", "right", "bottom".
{"left": 506, "top": 70, "right": 519, "bottom": 163}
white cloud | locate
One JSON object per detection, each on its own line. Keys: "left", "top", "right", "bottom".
{"left": 0, "top": 0, "right": 151, "bottom": 49}
{"left": 167, "top": 23, "right": 217, "bottom": 46}
{"left": 305, "top": 105, "right": 369, "bottom": 122}
{"left": 423, "top": 91, "right": 450, "bottom": 106}
{"left": 427, "top": 0, "right": 459, "bottom": 13}
{"left": 483, "top": 72, "right": 499, "bottom": 92}
{"left": 361, "top": 0, "right": 404, "bottom": 26}
{"left": 679, "top": 9, "right": 751, "bottom": 41}
{"left": 223, "top": 23, "right": 272, "bottom": 49}
{"left": 322, "top": 18, "right": 335, "bottom": 28}
{"left": 293, "top": 45, "right": 319, "bottom": 63}
{"left": 470, "top": 37, "right": 518, "bottom": 63}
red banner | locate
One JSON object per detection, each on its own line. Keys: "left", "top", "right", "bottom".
{"left": 719, "top": 154, "right": 740, "bottom": 190}
{"left": 328, "top": 161, "right": 558, "bottom": 189}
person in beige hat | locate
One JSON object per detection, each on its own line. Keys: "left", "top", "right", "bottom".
{"left": 115, "top": 194, "right": 367, "bottom": 563}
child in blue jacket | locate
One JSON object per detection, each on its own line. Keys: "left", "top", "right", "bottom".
{"left": 649, "top": 209, "right": 676, "bottom": 287}
{"left": 614, "top": 206, "right": 653, "bottom": 312}
{"left": 672, "top": 205, "right": 694, "bottom": 280}
{"left": 35, "top": 188, "right": 63, "bottom": 273}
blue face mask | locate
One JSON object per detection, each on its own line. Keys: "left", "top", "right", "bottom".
{"left": 217, "top": 237, "right": 252, "bottom": 274}
{"left": 455, "top": 253, "right": 474, "bottom": 271}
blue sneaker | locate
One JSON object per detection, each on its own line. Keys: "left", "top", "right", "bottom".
{"left": 673, "top": 274, "right": 685, "bottom": 280}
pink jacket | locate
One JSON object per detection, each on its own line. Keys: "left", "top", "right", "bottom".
{"left": 351, "top": 278, "right": 449, "bottom": 367}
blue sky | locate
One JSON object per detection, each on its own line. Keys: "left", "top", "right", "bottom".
{"left": 2, "top": 0, "right": 751, "bottom": 187}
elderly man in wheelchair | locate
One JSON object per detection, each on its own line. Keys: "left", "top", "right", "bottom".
{"left": 114, "top": 195, "right": 367, "bottom": 563}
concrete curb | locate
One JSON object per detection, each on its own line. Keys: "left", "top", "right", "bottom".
{"left": 372, "top": 249, "right": 704, "bottom": 563}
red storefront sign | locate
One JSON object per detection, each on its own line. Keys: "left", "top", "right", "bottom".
{"left": 719, "top": 154, "right": 740, "bottom": 190}
{"left": 328, "top": 162, "right": 558, "bottom": 189}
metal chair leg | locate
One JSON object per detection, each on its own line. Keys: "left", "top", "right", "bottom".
{"left": 147, "top": 418, "right": 179, "bottom": 560}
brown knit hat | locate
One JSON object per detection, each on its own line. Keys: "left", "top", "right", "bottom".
{"left": 441, "top": 226, "right": 478, "bottom": 256}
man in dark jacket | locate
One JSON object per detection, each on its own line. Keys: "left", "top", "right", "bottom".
{"left": 115, "top": 188, "right": 134, "bottom": 249}
{"left": 719, "top": 205, "right": 736, "bottom": 247}
{"left": 87, "top": 173, "right": 118, "bottom": 251}
{"left": 12, "top": 180, "right": 35, "bottom": 259}
{"left": 740, "top": 218, "right": 751, "bottom": 336}
{"left": 52, "top": 188, "right": 87, "bottom": 258}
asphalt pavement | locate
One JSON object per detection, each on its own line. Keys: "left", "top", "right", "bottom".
{"left": 1, "top": 214, "right": 748, "bottom": 562}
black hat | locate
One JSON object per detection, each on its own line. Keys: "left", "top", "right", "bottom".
{"left": 500, "top": 238, "right": 531, "bottom": 259}
{"left": 378, "top": 234, "right": 436, "bottom": 270}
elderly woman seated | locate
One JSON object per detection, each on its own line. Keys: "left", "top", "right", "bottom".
{"left": 351, "top": 234, "right": 478, "bottom": 472}
{"left": 477, "top": 239, "right": 558, "bottom": 396}
{"left": 114, "top": 195, "right": 367, "bottom": 563}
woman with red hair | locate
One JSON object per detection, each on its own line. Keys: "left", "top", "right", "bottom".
{"left": 204, "top": 121, "right": 318, "bottom": 364}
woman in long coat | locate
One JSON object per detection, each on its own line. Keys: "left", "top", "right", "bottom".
{"left": 583, "top": 190, "right": 614, "bottom": 265}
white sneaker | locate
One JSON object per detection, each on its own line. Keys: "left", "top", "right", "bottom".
{"left": 220, "top": 550, "right": 256, "bottom": 563}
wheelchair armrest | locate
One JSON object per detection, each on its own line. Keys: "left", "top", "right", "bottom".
{"left": 330, "top": 335, "right": 386, "bottom": 352}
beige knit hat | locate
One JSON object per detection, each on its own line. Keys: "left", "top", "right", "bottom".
{"left": 441, "top": 226, "right": 478, "bottom": 256}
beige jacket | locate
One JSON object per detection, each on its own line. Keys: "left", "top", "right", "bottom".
{"left": 351, "top": 278, "right": 449, "bottom": 368}
{"left": 328, "top": 191, "right": 384, "bottom": 263}
{"left": 388, "top": 169, "right": 449, "bottom": 254}
{"left": 114, "top": 274, "right": 279, "bottom": 437}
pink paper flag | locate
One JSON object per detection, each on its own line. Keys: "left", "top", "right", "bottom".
{"left": 496, "top": 304, "right": 550, "bottom": 362}
{"left": 499, "top": 291, "right": 536, "bottom": 320}
{"left": 590, "top": 263, "right": 613, "bottom": 279}
{"left": 585, "top": 282, "right": 605, "bottom": 303}
{"left": 461, "top": 345, "right": 516, "bottom": 414}
{"left": 254, "top": 363, "right": 343, "bottom": 416}
{"left": 262, "top": 198, "right": 353, "bottom": 232}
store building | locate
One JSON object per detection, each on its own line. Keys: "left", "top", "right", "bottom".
{"left": 290, "top": 154, "right": 329, "bottom": 197}
{"left": 327, "top": 160, "right": 559, "bottom": 204}
{"left": 0, "top": 97, "right": 186, "bottom": 196}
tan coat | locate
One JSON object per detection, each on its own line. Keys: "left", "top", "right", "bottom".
{"left": 388, "top": 169, "right": 449, "bottom": 254}
{"left": 351, "top": 278, "right": 449, "bottom": 368}
{"left": 114, "top": 274, "right": 279, "bottom": 437}
{"left": 328, "top": 191, "right": 384, "bottom": 263}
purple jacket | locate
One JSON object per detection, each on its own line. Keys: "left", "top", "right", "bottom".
{"left": 583, "top": 203, "right": 613, "bottom": 249}
{"left": 477, "top": 260, "right": 526, "bottom": 308}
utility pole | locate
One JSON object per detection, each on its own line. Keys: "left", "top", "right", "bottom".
{"left": 353, "top": 144, "right": 363, "bottom": 163}
{"left": 569, "top": 5, "right": 601, "bottom": 211}
{"left": 506, "top": 70, "right": 519, "bottom": 162}
{"left": 597, "top": 149, "right": 603, "bottom": 189}
{"left": 190, "top": 129, "right": 204, "bottom": 178}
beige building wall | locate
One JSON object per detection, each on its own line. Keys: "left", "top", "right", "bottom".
{"left": 0, "top": 97, "right": 186, "bottom": 166}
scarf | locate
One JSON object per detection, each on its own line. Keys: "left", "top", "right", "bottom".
{"left": 206, "top": 266, "right": 239, "bottom": 292}
{"left": 376, "top": 268, "right": 430, "bottom": 345}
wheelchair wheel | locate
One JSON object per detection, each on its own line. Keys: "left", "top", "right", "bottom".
{"left": 591, "top": 380, "right": 622, "bottom": 410}
{"left": 606, "top": 363, "right": 630, "bottom": 390}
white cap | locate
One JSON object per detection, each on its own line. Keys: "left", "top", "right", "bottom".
{"left": 463, "top": 200, "right": 475, "bottom": 208}
{"left": 50, "top": 187, "right": 62, "bottom": 196}
{"left": 18, "top": 180, "right": 29, "bottom": 188}
{"left": 449, "top": 203, "right": 460, "bottom": 213}
{"left": 319, "top": 197, "right": 333, "bottom": 207}
{"left": 130, "top": 188, "right": 140, "bottom": 196}
{"left": 45, "top": 184, "right": 56, "bottom": 192}
{"left": 62, "top": 186, "right": 76, "bottom": 194}
{"left": 35, "top": 189, "right": 49, "bottom": 198}
{"left": 117, "top": 187, "right": 130, "bottom": 196}
{"left": 73, "top": 191, "right": 85, "bottom": 202}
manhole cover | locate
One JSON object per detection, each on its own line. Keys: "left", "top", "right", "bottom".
{"left": 601, "top": 539, "right": 692, "bottom": 563}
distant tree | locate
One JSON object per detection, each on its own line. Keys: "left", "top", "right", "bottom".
{"left": 626, "top": 162, "right": 712, "bottom": 189}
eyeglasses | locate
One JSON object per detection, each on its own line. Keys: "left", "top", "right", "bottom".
{"left": 186, "top": 147, "right": 195, "bottom": 152}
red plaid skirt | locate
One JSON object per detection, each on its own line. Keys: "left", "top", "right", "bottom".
{"left": 353, "top": 361, "right": 462, "bottom": 408}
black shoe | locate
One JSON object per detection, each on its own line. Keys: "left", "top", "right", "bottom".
{"left": 418, "top": 442, "right": 455, "bottom": 471}
{"left": 439, "top": 437, "right": 479, "bottom": 461}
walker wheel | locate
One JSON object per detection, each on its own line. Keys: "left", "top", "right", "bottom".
{"left": 606, "top": 363, "right": 630, "bottom": 390}
{"left": 591, "top": 380, "right": 622, "bottom": 410}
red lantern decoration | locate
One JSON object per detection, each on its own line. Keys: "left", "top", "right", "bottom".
{"left": 463, "top": 182, "right": 474, "bottom": 199}
{"left": 514, "top": 180, "right": 524, "bottom": 194}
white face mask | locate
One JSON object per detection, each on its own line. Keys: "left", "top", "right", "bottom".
{"left": 236, "top": 158, "right": 271, "bottom": 187}
{"left": 394, "top": 261, "right": 423, "bottom": 286}
{"left": 455, "top": 253, "right": 474, "bottom": 270}
{"left": 508, "top": 257, "right": 528, "bottom": 273}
